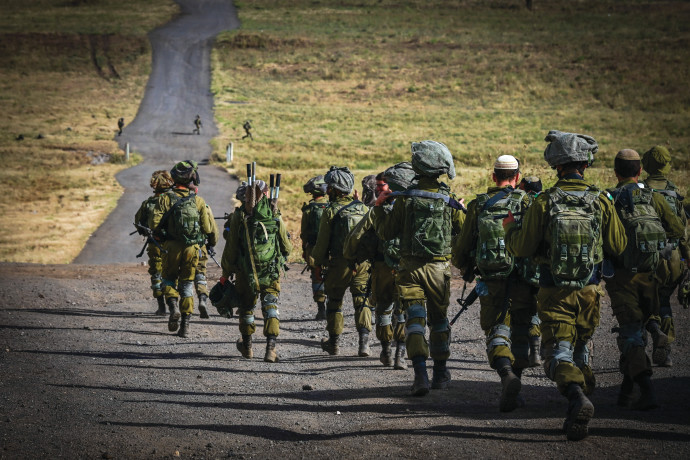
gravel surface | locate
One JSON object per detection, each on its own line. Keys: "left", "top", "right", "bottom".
{"left": 1, "top": 262, "right": 689, "bottom": 459}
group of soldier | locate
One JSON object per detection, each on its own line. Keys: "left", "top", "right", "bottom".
{"left": 133, "top": 130, "right": 689, "bottom": 442}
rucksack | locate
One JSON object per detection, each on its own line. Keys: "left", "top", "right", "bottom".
{"left": 546, "top": 186, "right": 604, "bottom": 288}
{"left": 400, "top": 185, "right": 453, "bottom": 258}
{"left": 330, "top": 200, "right": 368, "bottom": 259}
{"left": 241, "top": 196, "right": 284, "bottom": 285}
{"left": 644, "top": 179, "right": 684, "bottom": 247}
{"left": 302, "top": 200, "right": 328, "bottom": 246}
{"left": 158, "top": 190, "right": 204, "bottom": 245}
{"left": 473, "top": 188, "right": 525, "bottom": 280}
{"left": 610, "top": 184, "right": 667, "bottom": 273}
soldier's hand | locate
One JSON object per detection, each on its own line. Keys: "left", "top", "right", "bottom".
{"left": 353, "top": 189, "right": 360, "bottom": 201}
{"left": 375, "top": 190, "right": 392, "bottom": 206}
{"left": 502, "top": 210, "right": 516, "bottom": 227}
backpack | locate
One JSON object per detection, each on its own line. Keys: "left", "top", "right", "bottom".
{"left": 329, "top": 200, "right": 368, "bottom": 259}
{"left": 546, "top": 187, "right": 604, "bottom": 288}
{"left": 644, "top": 179, "right": 684, "bottom": 247}
{"left": 400, "top": 185, "right": 453, "bottom": 258}
{"left": 159, "top": 190, "right": 204, "bottom": 245}
{"left": 473, "top": 188, "right": 525, "bottom": 280}
{"left": 610, "top": 184, "right": 667, "bottom": 273}
{"left": 242, "top": 196, "right": 284, "bottom": 285}
{"left": 302, "top": 200, "right": 328, "bottom": 246}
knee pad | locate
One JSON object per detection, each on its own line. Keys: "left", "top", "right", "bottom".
{"left": 429, "top": 319, "right": 451, "bottom": 355}
{"left": 312, "top": 282, "right": 324, "bottom": 293}
{"left": 530, "top": 314, "right": 541, "bottom": 327}
{"left": 179, "top": 280, "right": 194, "bottom": 298}
{"left": 486, "top": 324, "right": 511, "bottom": 353}
{"left": 573, "top": 341, "right": 591, "bottom": 368}
{"left": 616, "top": 323, "right": 645, "bottom": 355}
{"left": 261, "top": 293, "right": 279, "bottom": 309}
{"left": 241, "top": 313, "right": 255, "bottom": 325}
{"left": 395, "top": 311, "right": 406, "bottom": 324}
{"left": 546, "top": 340, "right": 574, "bottom": 380}
{"left": 377, "top": 312, "right": 393, "bottom": 327}
{"left": 162, "top": 278, "right": 176, "bottom": 288}
{"left": 264, "top": 308, "right": 280, "bottom": 319}
{"left": 194, "top": 273, "right": 207, "bottom": 285}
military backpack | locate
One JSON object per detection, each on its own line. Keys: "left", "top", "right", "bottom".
{"left": 302, "top": 200, "right": 328, "bottom": 246}
{"left": 329, "top": 200, "right": 369, "bottom": 259}
{"left": 610, "top": 184, "right": 667, "bottom": 273}
{"left": 400, "top": 184, "right": 454, "bottom": 259}
{"left": 644, "top": 178, "right": 684, "bottom": 247}
{"left": 241, "top": 196, "right": 284, "bottom": 286}
{"left": 158, "top": 191, "right": 204, "bottom": 245}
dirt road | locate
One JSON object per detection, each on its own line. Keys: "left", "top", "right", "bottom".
{"left": 1, "top": 262, "right": 689, "bottom": 459}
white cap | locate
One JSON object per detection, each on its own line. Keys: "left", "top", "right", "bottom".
{"left": 494, "top": 154, "right": 519, "bottom": 170}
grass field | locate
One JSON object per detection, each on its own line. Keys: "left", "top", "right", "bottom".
{"left": 211, "top": 0, "right": 690, "bottom": 250}
{"left": 0, "top": 0, "right": 177, "bottom": 263}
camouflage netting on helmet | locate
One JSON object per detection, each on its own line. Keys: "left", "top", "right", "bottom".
{"left": 543, "top": 130, "right": 598, "bottom": 167}
{"left": 642, "top": 145, "right": 672, "bottom": 176}
{"left": 303, "top": 175, "right": 327, "bottom": 195}
{"left": 235, "top": 181, "right": 248, "bottom": 202}
{"left": 170, "top": 160, "right": 199, "bottom": 185}
{"left": 383, "top": 161, "right": 418, "bottom": 192}
{"left": 324, "top": 166, "right": 354, "bottom": 193}
{"left": 361, "top": 174, "right": 377, "bottom": 206}
{"left": 410, "top": 140, "right": 456, "bottom": 179}
{"left": 150, "top": 170, "right": 174, "bottom": 191}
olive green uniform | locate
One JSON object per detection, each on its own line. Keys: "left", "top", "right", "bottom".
{"left": 150, "top": 187, "right": 218, "bottom": 315}
{"left": 373, "top": 177, "right": 464, "bottom": 362}
{"left": 504, "top": 178, "right": 627, "bottom": 396}
{"left": 300, "top": 196, "right": 328, "bottom": 304}
{"left": 221, "top": 200, "right": 292, "bottom": 338}
{"left": 452, "top": 186, "right": 539, "bottom": 371}
{"left": 135, "top": 194, "right": 165, "bottom": 299}
{"left": 606, "top": 179, "right": 686, "bottom": 379}
{"left": 312, "top": 195, "right": 371, "bottom": 336}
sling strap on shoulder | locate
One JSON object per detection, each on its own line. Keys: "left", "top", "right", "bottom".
{"left": 390, "top": 190, "right": 467, "bottom": 213}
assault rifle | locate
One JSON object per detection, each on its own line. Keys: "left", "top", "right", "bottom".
{"left": 206, "top": 244, "right": 221, "bottom": 268}
{"left": 132, "top": 223, "right": 167, "bottom": 257}
{"left": 214, "top": 213, "right": 233, "bottom": 220}
{"left": 491, "top": 211, "right": 525, "bottom": 220}
{"left": 450, "top": 285, "right": 479, "bottom": 326}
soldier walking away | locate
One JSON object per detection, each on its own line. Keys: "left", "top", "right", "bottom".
{"left": 606, "top": 149, "right": 686, "bottom": 410}
{"left": 300, "top": 175, "right": 329, "bottom": 320}
{"left": 220, "top": 177, "right": 292, "bottom": 363}
{"left": 312, "top": 166, "right": 371, "bottom": 357}
{"left": 242, "top": 120, "right": 253, "bottom": 140}
{"left": 641, "top": 145, "right": 690, "bottom": 367}
{"left": 374, "top": 141, "right": 465, "bottom": 396}
{"left": 150, "top": 161, "right": 218, "bottom": 338}
{"left": 193, "top": 115, "right": 202, "bottom": 135}
{"left": 117, "top": 117, "right": 124, "bottom": 136}
{"left": 452, "top": 154, "right": 540, "bottom": 413}
{"left": 503, "top": 130, "right": 627, "bottom": 441}
{"left": 360, "top": 175, "right": 377, "bottom": 207}
{"left": 134, "top": 170, "right": 175, "bottom": 315}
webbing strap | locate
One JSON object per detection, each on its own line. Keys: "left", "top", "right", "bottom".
{"left": 480, "top": 187, "right": 514, "bottom": 212}
{"left": 390, "top": 190, "right": 467, "bottom": 213}
{"left": 154, "top": 192, "right": 195, "bottom": 237}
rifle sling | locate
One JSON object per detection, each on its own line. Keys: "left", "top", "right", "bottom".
{"left": 390, "top": 190, "right": 467, "bottom": 213}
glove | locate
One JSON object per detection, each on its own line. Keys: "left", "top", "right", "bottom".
{"left": 206, "top": 244, "right": 216, "bottom": 257}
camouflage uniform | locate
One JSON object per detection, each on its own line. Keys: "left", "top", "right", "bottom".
{"left": 300, "top": 190, "right": 329, "bottom": 319}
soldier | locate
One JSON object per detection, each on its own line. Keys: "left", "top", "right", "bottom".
{"left": 360, "top": 174, "right": 377, "bottom": 207}
{"left": 519, "top": 176, "right": 542, "bottom": 195}
{"left": 374, "top": 141, "right": 465, "bottom": 396}
{"left": 606, "top": 149, "right": 686, "bottom": 409}
{"left": 300, "top": 175, "right": 329, "bottom": 320}
{"left": 193, "top": 115, "right": 202, "bottom": 135}
{"left": 150, "top": 160, "right": 218, "bottom": 338}
{"left": 187, "top": 180, "right": 214, "bottom": 319}
{"left": 134, "top": 170, "right": 174, "bottom": 315}
{"left": 641, "top": 145, "right": 690, "bottom": 367}
{"left": 242, "top": 120, "right": 253, "bottom": 140}
{"left": 344, "top": 163, "right": 418, "bottom": 369}
{"left": 452, "top": 155, "right": 540, "bottom": 413}
{"left": 503, "top": 130, "right": 626, "bottom": 441}
{"left": 220, "top": 179, "right": 292, "bottom": 362}
{"left": 312, "top": 166, "right": 371, "bottom": 356}
{"left": 117, "top": 117, "right": 124, "bottom": 136}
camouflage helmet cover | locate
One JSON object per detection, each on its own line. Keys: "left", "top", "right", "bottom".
{"left": 543, "top": 130, "right": 598, "bottom": 168}
{"left": 383, "top": 161, "right": 418, "bottom": 192}
{"left": 410, "top": 140, "right": 456, "bottom": 179}
{"left": 324, "top": 166, "right": 355, "bottom": 194}
{"left": 303, "top": 175, "right": 328, "bottom": 195}
{"left": 235, "top": 181, "right": 248, "bottom": 201}
{"left": 150, "top": 170, "right": 174, "bottom": 191}
{"left": 170, "top": 160, "right": 200, "bottom": 185}
{"left": 642, "top": 145, "right": 672, "bottom": 176}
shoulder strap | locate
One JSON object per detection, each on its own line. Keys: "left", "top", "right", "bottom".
{"left": 154, "top": 193, "right": 196, "bottom": 234}
{"left": 334, "top": 200, "right": 362, "bottom": 219}
{"left": 390, "top": 190, "right": 467, "bottom": 213}
{"left": 480, "top": 187, "right": 514, "bottom": 212}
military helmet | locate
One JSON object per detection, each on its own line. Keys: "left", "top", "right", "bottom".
{"left": 383, "top": 161, "right": 418, "bottom": 192}
{"left": 642, "top": 145, "right": 672, "bottom": 176}
{"left": 324, "top": 166, "right": 355, "bottom": 194}
{"left": 543, "top": 130, "right": 598, "bottom": 168}
{"left": 303, "top": 175, "right": 328, "bottom": 196}
{"left": 235, "top": 181, "right": 248, "bottom": 202}
{"left": 170, "top": 160, "right": 200, "bottom": 185}
{"left": 150, "top": 170, "right": 174, "bottom": 191}
{"left": 410, "top": 140, "right": 456, "bottom": 179}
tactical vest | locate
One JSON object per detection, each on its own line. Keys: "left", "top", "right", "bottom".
{"left": 240, "top": 197, "right": 284, "bottom": 286}
{"left": 610, "top": 184, "right": 667, "bottom": 273}
{"left": 400, "top": 185, "right": 453, "bottom": 259}
{"left": 546, "top": 186, "right": 604, "bottom": 288}
{"left": 302, "top": 200, "right": 328, "bottom": 246}
{"left": 473, "top": 188, "right": 525, "bottom": 280}
{"left": 644, "top": 178, "right": 684, "bottom": 247}
{"left": 162, "top": 190, "right": 204, "bottom": 245}
{"left": 329, "top": 200, "right": 368, "bottom": 259}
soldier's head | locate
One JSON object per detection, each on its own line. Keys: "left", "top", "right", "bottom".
{"left": 492, "top": 155, "right": 520, "bottom": 186}
{"left": 150, "top": 170, "right": 174, "bottom": 192}
{"left": 303, "top": 175, "right": 327, "bottom": 197}
{"left": 374, "top": 172, "right": 389, "bottom": 198}
{"left": 324, "top": 166, "right": 354, "bottom": 200}
{"left": 519, "top": 176, "right": 542, "bottom": 194}
{"left": 410, "top": 140, "right": 456, "bottom": 180}
{"left": 170, "top": 160, "right": 200, "bottom": 187}
{"left": 361, "top": 174, "right": 377, "bottom": 206}
{"left": 383, "top": 161, "right": 417, "bottom": 192}
{"left": 235, "top": 181, "right": 248, "bottom": 202}
{"left": 543, "top": 130, "right": 598, "bottom": 178}
{"left": 642, "top": 145, "right": 672, "bottom": 177}
{"left": 614, "top": 149, "right": 642, "bottom": 181}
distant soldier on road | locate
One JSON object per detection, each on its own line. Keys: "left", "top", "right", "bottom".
{"left": 117, "top": 117, "right": 124, "bottom": 136}
{"left": 193, "top": 115, "right": 202, "bottom": 135}
{"left": 242, "top": 120, "right": 253, "bottom": 140}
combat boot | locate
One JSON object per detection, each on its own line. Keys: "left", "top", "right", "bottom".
{"left": 617, "top": 374, "right": 634, "bottom": 408}
{"left": 320, "top": 334, "right": 340, "bottom": 355}
{"left": 236, "top": 334, "right": 253, "bottom": 359}
{"left": 166, "top": 297, "right": 180, "bottom": 332}
{"left": 264, "top": 335, "right": 278, "bottom": 363}
{"left": 315, "top": 301, "right": 326, "bottom": 320}
{"left": 647, "top": 320, "right": 669, "bottom": 365}
{"left": 563, "top": 383, "right": 594, "bottom": 441}
{"left": 662, "top": 348, "right": 672, "bottom": 367}
{"left": 632, "top": 373, "right": 658, "bottom": 411}
{"left": 379, "top": 341, "right": 392, "bottom": 366}
{"left": 496, "top": 357, "right": 522, "bottom": 413}
{"left": 528, "top": 336, "right": 542, "bottom": 367}
{"left": 358, "top": 329, "right": 371, "bottom": 357}
{"left": 431, "top": 360, "right": 451, "bottom": 390}
{"left": 155, "top": 296, "right": 166, "bottom": 316}
{"left": 393, "top": 341, "right": 407, "bottom": 370}
{"left": 411, "top": 357, "right": 430, "bottom": 397}
{"left": 198, "top": 294, "right": 209, "bottom": 319}
{"left": 177, "top": 313, "right": 191, "bottom": 338}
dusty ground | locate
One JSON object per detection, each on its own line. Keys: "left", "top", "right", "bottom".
{"left": 1, "top": 262, "right": 689, "bottom": 459}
